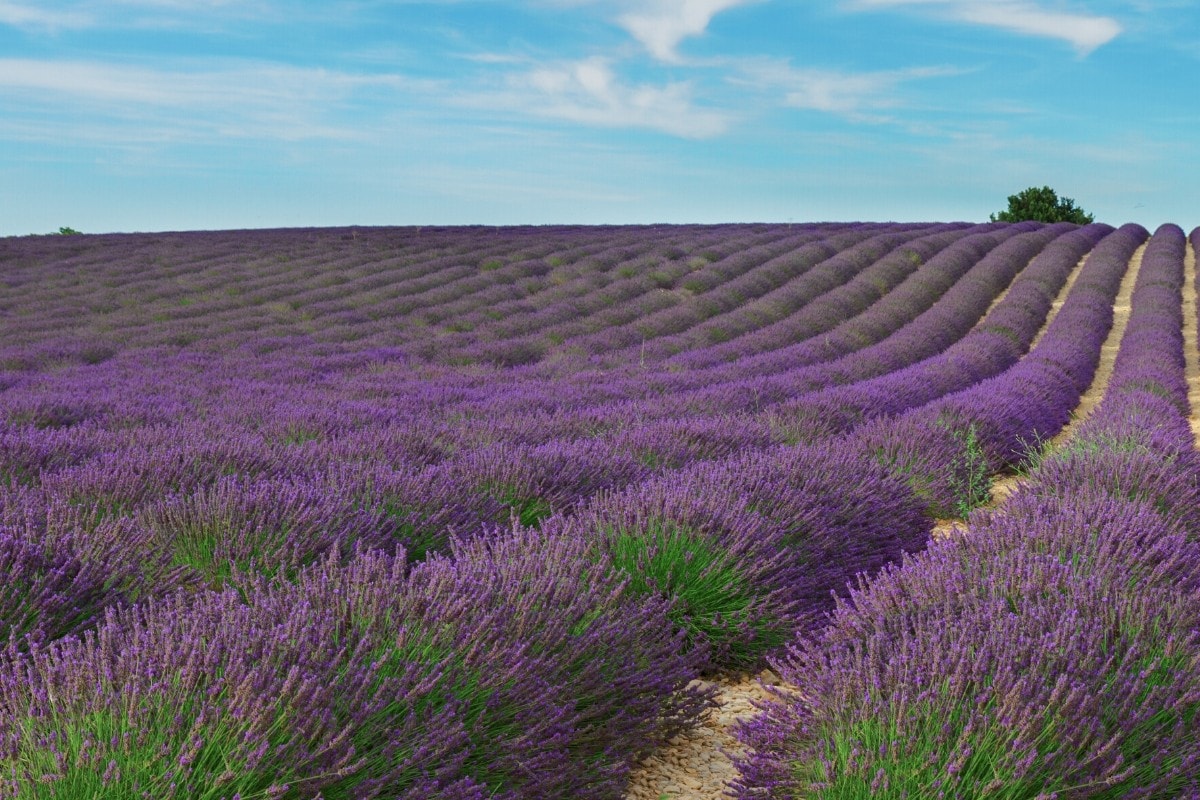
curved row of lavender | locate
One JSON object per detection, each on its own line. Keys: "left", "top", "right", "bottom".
{"left": 771, "top": 223, "right": 1109, "bottom": 441}
{"left": 734, "top": 223, "right": 1200, "bottom": 799}
{"left": 0, "top": 221, "right": 1174, "bottom": 796}
{"left": 853, "top": 222, "right": 1147, "bottom": 515}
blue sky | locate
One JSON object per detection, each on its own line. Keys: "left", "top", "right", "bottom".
{"left": 1, "top": 0, "right": 1196, "bottom": 233}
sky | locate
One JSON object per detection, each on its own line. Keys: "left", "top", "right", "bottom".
{"left": 1, "top": 0, "right": 1197, "bottom": 234}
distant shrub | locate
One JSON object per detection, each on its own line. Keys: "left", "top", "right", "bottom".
{"left": 990, "top": 186, "right": 1094, "bottom": 224}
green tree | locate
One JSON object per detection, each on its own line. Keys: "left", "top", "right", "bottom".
{"left": 990, "top": 186, "right": 1094, "bottom": 224}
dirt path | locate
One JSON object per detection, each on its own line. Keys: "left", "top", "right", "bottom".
{"left": 1029, "top": 253, "right": 1090, "bottom": 351}
{"left": 624, "top": 672, "right": 784, "bottom": 800}
{"left": 1183, "top": 240, "right": 1200, "bottom": 443}
{"left": 625, "top": 244, "right": 1145, "bottom": 800}
{"left": 978, "top": 242, "right": 1144, "bottom": 511}
{"left": 1049, "top": 242, "right": 1144, "bottom": 443}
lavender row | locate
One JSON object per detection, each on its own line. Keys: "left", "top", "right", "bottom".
{"left": 540, "top": 437, "right": 932, "bottom": 671}
{"left": 513, "top": 222, "right": 1030, "bottom": 411}
{"left": 0, "top": 433, "right": 937, "bottom": 796}
{"left": 0, "top": 221, "right": 1114, "bottom": 559}
{"left": 0, "top": 422, "right": 930, "bottom": 668}
{"left": 853, "top": 222, "right": 1147, "bottom": 516}
{"left": 646, "top": 222, "right": 1060, "bottom": 417}
{"left": 0, "top": 531, "right": 710, "bottom": 799}
{"left": 409, "top": 226, "right": 820, "bottom": 366}
{"left": 3, "top": 222, "right": 1090, "bottom": 439}
{"left": 734, "top": 492, "right": 1200, "bottom": 799}
{"left": 440, "top": 222, "right": 1043, "bottom": 421}
{"left": 596, "top": 223, "right": 961, "bottom": 364}
{"left": 769, "top": 222, "right": 1110, "bottom": 440}
{"left": 1028, "top": 224, "right": 1200, "bottom": 532}
{"left": 489, "top": 227, "right": 860, "bottom": 363}
{"left": 1, "top": 224, "right": 780, "bottom": 367}
{"left": 0, "top": 223, "right": 1009, "bottom": 404}
{"left": 733, "top": 224, "right": 1200, "bottom": 799}
{"left": 666, "top": 222, "right": 994, "bottom": 371}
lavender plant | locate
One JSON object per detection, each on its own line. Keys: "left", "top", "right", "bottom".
{"left": 247, "top": 528, "right": 710, "bottom": 799}
{"left": 0, "top": 489, "right": 174, "bottom": 646}
{"left": 0, "top": 588, "right": 371, "bottom": 798}
{"left": 554, "top": 479, "right": 800, "bottom": 671}
{"left": 138, "top": 474, "right": 390, "bottom": 587}
{"left": 734, "top": 493, "right": 1200, "bottom": 799}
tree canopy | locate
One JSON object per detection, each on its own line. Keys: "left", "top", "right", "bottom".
{"left": 990, "top": 186, "right": 1094, "bottom": 225}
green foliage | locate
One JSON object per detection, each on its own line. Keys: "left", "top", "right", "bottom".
{"left": 485, "top": 484, "right": 554, "bottom": 528}
{"left": 54, "top": 226, "right": 83, "bottom": 235}
{"left": 605, "top": 519, "right": 787, "bottom": 667}
{"left": 647, "top": 270, "right": 673, "bottom": 289}
{"left": 6, "top": 692, "right": 311, "bottom": 800}
{"left": 990, "top": 186, "right": 1094, "bottom": 224}
{"left": 944, "top": 422, "right": 993, "bottom": 518}
{"left": 379, "top": 501, "right": 445, "bottom": 562}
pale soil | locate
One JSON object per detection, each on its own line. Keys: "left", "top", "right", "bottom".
{"left": 624, "top": 245, "right": 1145, "bottom": 799}
{"left": 1030, "top": 252, "right": 1091, "bottom": 351}
{"left": 1049, "top": 242, "right": 1145, "bottom": 444}
{"left": 624, "top": 671, "right": 791, "bottom": 800}
{"left": 1183, "top": 240, "right": 1200, "bottom": 442}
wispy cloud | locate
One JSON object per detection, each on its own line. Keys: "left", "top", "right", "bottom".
{"left": 0, "top": 0, "right": 279, "bottom": 34}
{"left": 475, "top": 56, "right": 731, "bottom": 138}
{"left": 0, "top": 58, "right": 433, "bottom": 142}
{"left": 848, "top": 0, "right": 1122, "bottom": 54}
{"left": 732, "top": 58, "right": 961, "bottom": 123}
{"left": 0, "top": 1, "right": 92, "bottom": 30}
{"left": 616, "top": 0, "right": 755, "bottom": 62}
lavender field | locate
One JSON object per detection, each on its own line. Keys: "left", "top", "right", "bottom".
{"left": 1, "top": 221, "right": 1199, "bottom": 799}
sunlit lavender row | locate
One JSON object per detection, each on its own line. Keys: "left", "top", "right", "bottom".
{"left": 1, "top": 221, "right": 1198, "bottom": 798}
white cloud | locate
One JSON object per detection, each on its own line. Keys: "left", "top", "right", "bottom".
{"left": 0, "top": 58, "right": 432, "bottom": 141}
{"left": 616, "top": 0, "right": 755, "bottom": 62}
{"left": 0, "top": 0, "right": 282, "bottom": 34}
{"left": 489, "top": 56, "right": 731, "bottom": 137}
{"left": 733, "top": 58, "right": 960, "bottom": 122}
{"left": 0, "top": 1, "right": 92, "bottom": 30}
{"left": 848, "top": 0, "right": 1122, "bottom": 54}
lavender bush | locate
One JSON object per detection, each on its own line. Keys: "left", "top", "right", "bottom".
{"left": 553, "top": 479, "right": 800, "bottom": 671}
{"left": 734, "top": 493, "right": 1200, "bottom": 799}
{"left": 0, "top": 488, "right": 174, "bottom": 647}
{"left": 138, "top": 474, "right": 392, "bottom": 588}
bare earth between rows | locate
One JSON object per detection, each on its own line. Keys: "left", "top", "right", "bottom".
{"left": 1183, "top": 240, "right": 1200, "bottom": 442}
{"left": 623, "top": 242, "right": 1145, "bottom": 800}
